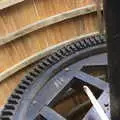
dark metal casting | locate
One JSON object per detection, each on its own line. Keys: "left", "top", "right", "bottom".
{"left": 104, "top": 0, "right": 120, "bottom": 119}
{"left": 0, "top": 34, "right": 109, "bottom": 120}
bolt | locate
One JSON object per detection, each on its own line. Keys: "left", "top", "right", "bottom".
{"left": 33, "top": 101, "right": 37, "bottom": 104}
{"left": 64, "top": 67, "right": 70, "bottom": 72}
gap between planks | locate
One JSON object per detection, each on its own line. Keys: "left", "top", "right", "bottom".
{"left": 0, "top": 4, "right": 103, "bottom": 46}
{"left": 0, "top": 32, "right": 99, "bottom": 83}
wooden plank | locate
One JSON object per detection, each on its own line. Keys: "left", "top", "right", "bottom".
{"left": 0, "top": 4, "right": 103, "bottom": 46}
{"left": 94, "top": 0, "right": 104, "bottom": 34}
{"left": 0, "top": 0, "right": 24, "bottom": 10}
{"left": 0, "top": 32, "right": 99, "bottom": 83}
{"left": 0, "top": 13, "right": 98, "bottom": 73}
{"left": 0, "top": 0, "right": 101, "bottom": 107}
{"left": 0, "top": 0, "right": 95, "bottom": 36}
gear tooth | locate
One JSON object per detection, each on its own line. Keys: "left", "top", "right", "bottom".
{"left": 64, "top": 47, "right": 71, "bottom": 54}
{"left": 25, "top": 75, "right": 34, "bottom": 82}
{"left": 11, "top": 94, "right": 21, "bottom": 100}
{"left": 18, "top": 84, "right": 27, "bottom": 90}
{"left": 76, "top": 41, "right": 83, "bottom": 49}
{"left": 85, "top": 38, "right": 93, "bottom": 47}
{"left": 83, "top": 39, "right": 89, "bottom": 47}
{"left": 51, "top": 54, "right": 61, "bottom": 61}
{"left": 69, "top": 44, "right": 78, "bottom": 51}
{"left": 15, "top": 89, "right": 24, "bottom": 95}
{"left": 78, "top": 40, "right": 86, "bottom": 48}
{"left": 35, "top": 66, "right": 44, "bottom": 73}
{"left": 100, "top": 34, "right": 106, "bottom": 43}
{"left": 55, "top": 52, "right": 64, "bottom": 59}
{"left": 8, "top": 99, "right": 18, "bottom": 105}
{"left": 94, "top": 35, "right": 100, "bottom": 43}
{"left": 4, "top": 104, "right": 15, "bottom": 110}
{"left": 73, "top": 42, "right": 81, "bottom": 50}
{"left": 22, "top": 80, "right": 31, "bottom": 86}
{"left": 46, "top": 57, "right": 55, "bottom": 64}
{"left": 38, "top": 63, "right": 46, "bottom": 70}
{"left": 64, "top": 46, "right": 71, "bottom": 53}
{"left": 42, "top": 60, "right": 51, "bottom": 67}
{"left": 62, "top": 45, "right": 74, "bottom": 56}
{"left": 81, "top": 39, "right": 88, "bottom": 47}
{"left": 59, "top": 49, "right": 66, "bottom": 55}
{"left": 89, "top": 36, "right": 97, "bottom": 45}
{"left": 34, "top": 67, "right": 41, "bottom": 74}
{"left": 59, "top": 47, "right": 69, "bottom": 56}
{"left": 66, "top": 45, "right": 74, "bottom": 53}
{"left": 1, "top": 110, "right": 13, "bottom": 116}
{"left": 93, "top": 35, "right": 103, "bottom": 44}
{"left": 29, "top": 71, "right": 38, "bottom": 77}
{"left": 0, "top": 116, "right": 11, "bottom": 120}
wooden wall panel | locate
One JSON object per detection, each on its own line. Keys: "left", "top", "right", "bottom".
{"left": 0, "top": 13, "right": 98, "bottom": 72}
{"left": 0, "top": 0, "right": 24, "bottom": 10}
{"left": 0, "top": 0, "right": 99, "bottom": 107}
{"left": 0, "top": 14, "right": 98, "bottom": 107}
{"left": 0, "top": 0, "right": 95, "bottom": 36}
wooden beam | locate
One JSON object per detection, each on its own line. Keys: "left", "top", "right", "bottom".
{"left": 0, "top": 4, "right": 103, "bottom": 46}
{"left": 0, "top": 0, "right": 24, "bottom": 10}
{"left": 0, "top": 32, "right": 99, "bottom": 83}
{"left": 95, "top": 0, "right": 104, "bottom": 34}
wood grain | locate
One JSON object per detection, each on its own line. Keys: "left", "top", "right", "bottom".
{"left": 0, "top": 0, "right": 95, "bottom": 36}
{"left": 0, "top": 0, "right": 24, "bottom": 10}
{"left": 0, "top": 4, "right": 103, "bottom": 46}
{"left": 0, "top": 32, "right": 99, "bottom": 83}
{"left": 0, "top": 13, "right": 99, "bottom": 73}
{"left": 0, "top": 0, "right": 100, "bottom": 107}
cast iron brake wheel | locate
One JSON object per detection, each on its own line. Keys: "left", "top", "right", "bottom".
{"left": 0, "top": 34, "right": 109, "bottom": 120}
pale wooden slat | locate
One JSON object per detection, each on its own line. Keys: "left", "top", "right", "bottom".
{"left": 0, "top": 0, "right": 24, "bottom": 10}
{"left": 0, "top": 32, "right": 99, "bottom": 83}
{"left": 0, "top": 4, "right": 102, "bottom": 46}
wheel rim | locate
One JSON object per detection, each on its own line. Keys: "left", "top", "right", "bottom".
{"left": 0, "top": 34, "right": 110, "bottom": 120}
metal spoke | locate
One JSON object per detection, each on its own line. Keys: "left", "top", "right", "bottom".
{"left": 83, "top": 87, "right": 110, "bottom": 120}
{"left": 26, "top": 67, "right": 109, "bottom": 119}
{"left": 74, "top": 71, "right": 108, "bottom": 90}
{"left": 38, "top": 106, "right": 66, "bottom": 120}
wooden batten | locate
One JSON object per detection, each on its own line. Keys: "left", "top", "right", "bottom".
{"left": 0, "top": 0, "right": 24, "bottom": 10}
{"left": 0, "top": 32, "right": 99, "bottom": 83}
{"left": 0, "top": 4, "right": 103, "bottom": 46}
{"left": 0, "top": 0, "right": 102, "bottom": 107}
